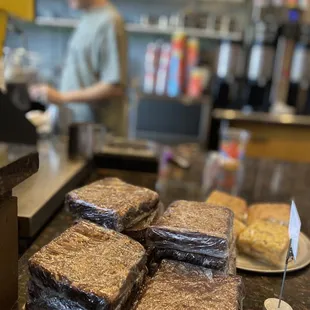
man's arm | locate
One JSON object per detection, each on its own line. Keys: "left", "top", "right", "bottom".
{"left": 29, "top": 82, "right": 123, "bottom": 105}
{"left": 63, "top": 82, "right": 123, "bottom": 103}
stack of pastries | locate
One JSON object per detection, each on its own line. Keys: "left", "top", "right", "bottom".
{"left": 25, "top": 179, "right": 293, "bottom": 309}
{"left": 146, "top": 200, "right": 235, "bottom": 274}
{"left": 27, "top": 179, "right": 245, "bottom": 309}
{"left": 207, "top": 190, "right": 291, "bottom": 267}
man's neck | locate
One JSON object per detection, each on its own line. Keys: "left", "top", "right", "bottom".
{"left": 88, "top": 0, "right": 109, "bottom": 10}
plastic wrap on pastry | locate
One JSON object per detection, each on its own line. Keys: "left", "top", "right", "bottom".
{"left": 27, "top": 268, "right": 147, "bottom": 310}
{"left": 238, "top": 220, "right": 289, "bottom": 266}
{"left": 152, "top": 248, "right": 229, "bottom": 272}
{"left": 247, "top": 203, "right": 291, "bottom": 226}
{"left": 206, "top": 190, "right": 248, "bottom": 223}
{"left": 66, "top": 178, "right": 159, "bottom": 231}
{"left": 149, "top": 238, "right": 237, "bottom": 275}
{"left": 147, "top": 201, "right": 234, "bottom": 258}
{"left": 27, "top": 221, "right": 147, "bottom": 309}
{"left": 124, "top": 202, "right": 164, "bottom": 245}
{"left": 133, "top": 260, "right": 244, "bottom": 310}
{"left": 228, "top": 243, "right": 237, "bottom": 275}
{"left": 121, "top": 269, "right": 147, "bottom": 310}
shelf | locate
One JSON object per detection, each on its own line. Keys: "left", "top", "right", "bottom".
{"left": 35, "top": 17, "right": 78, "bottom": 28}
{"left": 213, "top": 109, "right": 310, "bottom": 127}
{"left": 137, "top": 92, "right": 210, "bottom": 105}
{"left": 129, "top": 0, "right": 245, "bottom": 3}
{"left": 35, "top": 17, "right": 243, "bottom": 42}
{"left": 126, "top": 23, "right": 242, "bottom": 42}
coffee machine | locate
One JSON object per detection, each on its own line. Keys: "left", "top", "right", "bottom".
{"left": 243, "top": 21, "right": 278, "bottom": 112}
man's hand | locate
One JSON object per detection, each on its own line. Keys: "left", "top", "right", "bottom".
{"left": 29, "top": 84, "right": 65, "bottom": 105}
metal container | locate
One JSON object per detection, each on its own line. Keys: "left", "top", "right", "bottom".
{"left": 68, "top": 123, "right": 105, "bottom": 159}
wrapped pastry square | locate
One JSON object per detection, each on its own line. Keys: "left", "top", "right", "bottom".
{"left": 133, "top": 260, "right": 244, "bottom": 310}
{"left": 228, "top": 245, "right": 237, "bottom": 275}
{"left": 27, "top": 268, "right": 146, "bottom": 310}
{"left": 124, "top": 202, "right": 165, "bottom": 246}
{"left": 151, "top": 242, "right": 237, "bottom": 275}
{"left": 152, "top": 248, "right": 229, "bottom": 272}
{"left": 66, "top": 178, "right": 159, "bottom": 231}
{"left": 147, "top": 200, "right": 234, "bottom": 258}
{"left": 248, "top": 203, "right": 291, "bottom": 226}
{"left": 238, "top": 220, "right": 289, "bottom": 266}
{"left": 207, "top": 190, "right": 248, "bottom": 222}
{"left": 27, "top": 221, "right": 147, "bottom": 310}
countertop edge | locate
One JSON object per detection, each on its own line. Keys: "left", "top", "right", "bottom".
{"left": 0, "top": 152, "right": 39, "bottom": 196}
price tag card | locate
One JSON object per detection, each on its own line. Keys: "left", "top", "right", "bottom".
{"left": 289, "top": 200, "right": 301, "bottom": 260}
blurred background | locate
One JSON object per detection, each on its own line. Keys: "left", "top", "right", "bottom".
{"left": 4, "top": 0, "right": 310, "bottom": 164}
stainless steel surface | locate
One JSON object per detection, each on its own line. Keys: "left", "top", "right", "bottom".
{"left": 15, "top": 138, "right": 90, "bottom": 238}
{"left": 213, "top": 108, "right": 310, "bottom": 126}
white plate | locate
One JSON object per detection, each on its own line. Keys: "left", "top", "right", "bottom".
{"left": 237, "top": 232, "right": 310, "bottom": 273}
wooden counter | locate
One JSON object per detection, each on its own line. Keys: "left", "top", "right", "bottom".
{"left": 213, "top": 109, "right": 310, "bottom": 162}
{"left": 0, "top": 143, "right": 39, "bottom": 310}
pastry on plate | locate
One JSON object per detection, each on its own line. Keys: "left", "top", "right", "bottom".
{"left": 207, "top": 190, "right": 248, "bottom": 223}
{"left": 238, "top": 220, "right": 289, "bottom": 266}
{"left": 248, "top": 203, "right": 290, "bottom": 226}
{"left": 234, "top": 219, "right": 247, "bottom": 238}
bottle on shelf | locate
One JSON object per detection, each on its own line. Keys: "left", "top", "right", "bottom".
{"left": 167, "top": 32, "right": 187, "bottom": 97}
{"left": 143, "top": 42, "right": 161, "bottom": 94}
{"left": 155, "top": 43, "right": 171, "bottom": 96}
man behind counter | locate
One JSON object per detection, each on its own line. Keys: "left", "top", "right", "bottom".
{"left": 30, "top": 0, "right": 128, "bottom": 136}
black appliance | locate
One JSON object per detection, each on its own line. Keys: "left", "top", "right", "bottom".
{"left": 243, "top": 21, "right": 278, "bottom": 112}
{"left": 288, "top": 24, "right": 310, "bottom": 114}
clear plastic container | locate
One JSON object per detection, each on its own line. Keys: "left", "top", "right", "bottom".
{"left": 219, "top": 125, "right": 250, "bottom": 171}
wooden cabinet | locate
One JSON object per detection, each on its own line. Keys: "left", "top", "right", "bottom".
{"left": 231, "top": 120, "right": 310, "bottom": 163}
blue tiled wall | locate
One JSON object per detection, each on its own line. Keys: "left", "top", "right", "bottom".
{"left": 6, "top": 0, "right": 248, "bottom": 141}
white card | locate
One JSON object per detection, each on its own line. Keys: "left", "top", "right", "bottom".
{"left": 289, "top": 201, "right": 301, "bottom": 260}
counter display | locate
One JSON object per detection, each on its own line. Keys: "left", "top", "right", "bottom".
{"left": 17, "top": 141, "right": 310, "bottom": 309}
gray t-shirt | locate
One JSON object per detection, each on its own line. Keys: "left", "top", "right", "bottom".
{"left": 60, "top": 4, "right": 127, "bottom": 136}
